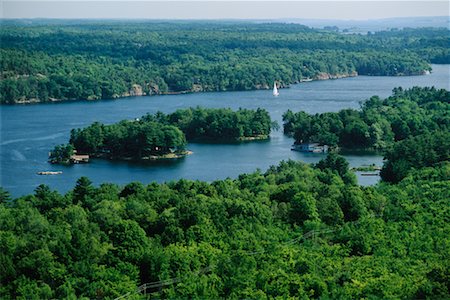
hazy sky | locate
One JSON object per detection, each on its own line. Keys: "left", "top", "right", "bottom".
{"left": 2, "top": 1, "right": 449, "bottom": 20}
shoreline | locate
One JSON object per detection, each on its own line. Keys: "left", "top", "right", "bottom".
{"left": 98, "top": 150, "right": 194, "bottom": 162}
{"left": 189, "top": 135, "right": 269, "bottom": 143}
{"left": 51, "top": 150, "right": 194, "bottom": 165}
{"left": 4, "top": 69, "right": 433, "bottom": 105}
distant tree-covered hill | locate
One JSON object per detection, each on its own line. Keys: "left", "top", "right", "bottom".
{"left": 1, "top": 21, "right": 448, "bottom": 103}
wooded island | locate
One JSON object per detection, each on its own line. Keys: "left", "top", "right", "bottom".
{"left": 50, "top": 107, "right": 274, "bottom": 163}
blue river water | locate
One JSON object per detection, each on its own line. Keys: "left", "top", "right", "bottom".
{"left": 1, "top": 64, "right": 449, "bottom": 197}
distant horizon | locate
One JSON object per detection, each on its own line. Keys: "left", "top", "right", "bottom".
{"left": 2, "top": 1, "right": 449, "bottom": 20}
{"left": 1, "top": 15, "right": 448, "bottom": 21}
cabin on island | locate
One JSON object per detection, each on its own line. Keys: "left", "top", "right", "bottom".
{"left": 70, "top": 151, "right": 89, "bottom": 163}
{"left": 153, "top": 146, "right": 177, "bottom": 154}
{"left": 291, "top": 142, "right": 329, "bottom": 153}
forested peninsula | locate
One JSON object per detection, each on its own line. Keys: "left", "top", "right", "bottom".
{"left": 283, "top": 86, "right": 450, "bottom": 184}
{"left": 50, "top": 108, "right": 274, "bottom": 163}
{"left": 283, "top": 87, "right": 450, "bottom": 150}
{"left": 1, "top": 21, "right": 449, "bottom": 104}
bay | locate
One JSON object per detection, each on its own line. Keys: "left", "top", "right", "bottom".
{"left": 1, "top": 64, "right": 448, "bottom": 197}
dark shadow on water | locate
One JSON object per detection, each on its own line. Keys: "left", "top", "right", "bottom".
{"left": 189, "top": 138, "right": 271, "bottom": 145}
{"left": 51, "top": 163, "right": 76, "bottom": 169}
{"left": 90, "top": 157, "right": 187, "bottom": 168}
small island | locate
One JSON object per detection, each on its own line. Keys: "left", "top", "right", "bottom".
{"left": 51, "top": 107, "right": 275, "bottom": 164}
{"left": 49, "top": 144, "right": 74, "bottom": 164}
{"left": 67, "top": 121, "right": 188, "bottom": 162}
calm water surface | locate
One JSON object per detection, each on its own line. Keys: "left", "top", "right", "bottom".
{"left": 1, "top": 65, "right": 449, "bottom": 197}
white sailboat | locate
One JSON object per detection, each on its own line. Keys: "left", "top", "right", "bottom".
{"left": 272, "top": 81, "right": 279, "bottom": 96}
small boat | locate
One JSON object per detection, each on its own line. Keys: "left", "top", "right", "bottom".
{"left": 37, "top": 171, "right": 62, "bottom": 175}
{"left": 273, "top": 81, "right": 279, "bottom": 96}
{"left": 360, "top": 173, "right": 379, "bottom": 176}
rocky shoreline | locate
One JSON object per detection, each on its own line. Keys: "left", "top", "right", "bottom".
{"left": 6, "top": 70, "right": 428, "bottom": 104}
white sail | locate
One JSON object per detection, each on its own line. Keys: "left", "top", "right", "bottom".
{"left": 273, "top": 82, "right": 279, "bottom": 96}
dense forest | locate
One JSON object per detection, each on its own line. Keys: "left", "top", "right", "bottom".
{"left": 60, "top": 108, "right": 273, "bottom": 162}
{"left": 1, "top": 21, "right": 448, "bottom": 103}
{"left": 142, "top": 107, "right": 275, "bottom": 141}
{"left": 48, "top": 144, "right": 75, "bottom": 164}
{"left": 1, "top": 152, "right": 449, "bottom": 298}
{"left": 69, "top": 121, "right": 186, "bottom": 160}
{"left": 283, "top": 87, "right": 450, "bottom": 149}
{"left": 380, "top": 131, "right": 450, "bottom": 183}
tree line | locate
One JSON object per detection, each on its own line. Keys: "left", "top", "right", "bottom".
{"left": 142, "top": 107, "right": 274, "bottom": 141}
{"left": 2, "top": 22, "right": 448, "bottom": 103}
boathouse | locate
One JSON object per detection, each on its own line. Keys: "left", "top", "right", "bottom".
{"left": 70, "top": 154, "right": 89, "bottom": 163}
{"left": 291, "top": 143, "right": 329, "bottom": 153}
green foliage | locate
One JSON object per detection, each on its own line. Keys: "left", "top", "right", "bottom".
{"left": 316, "top": 153, "right": 357, "bottom": 185}
{"left": 381, "top": 131, "right": 450, "bottom": 183}
{"left": 1, "top": 22, "right": 446, "bottom": 103}
{"left": 73, "top": 177, "right": 95, "bottom": 207}
{"left": 49, "top": 143, "right": 74, "bottom": 164}
{"left": 1, "top": 157, "right": 449, "bottom": 298}
{"left": 284, "top": 87, "right": 450, "bottom": 149}
{"left": 63, "top": 107, "right": 272, "bottom": 162}
{"left": 0, "top": 187, "right": 11, "bottom": 204}
{"left": 69, "top": 120, "right": 186, "bottom": 159}
{"left": 144, "top": 107, "right": 273, "bottom": 140}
